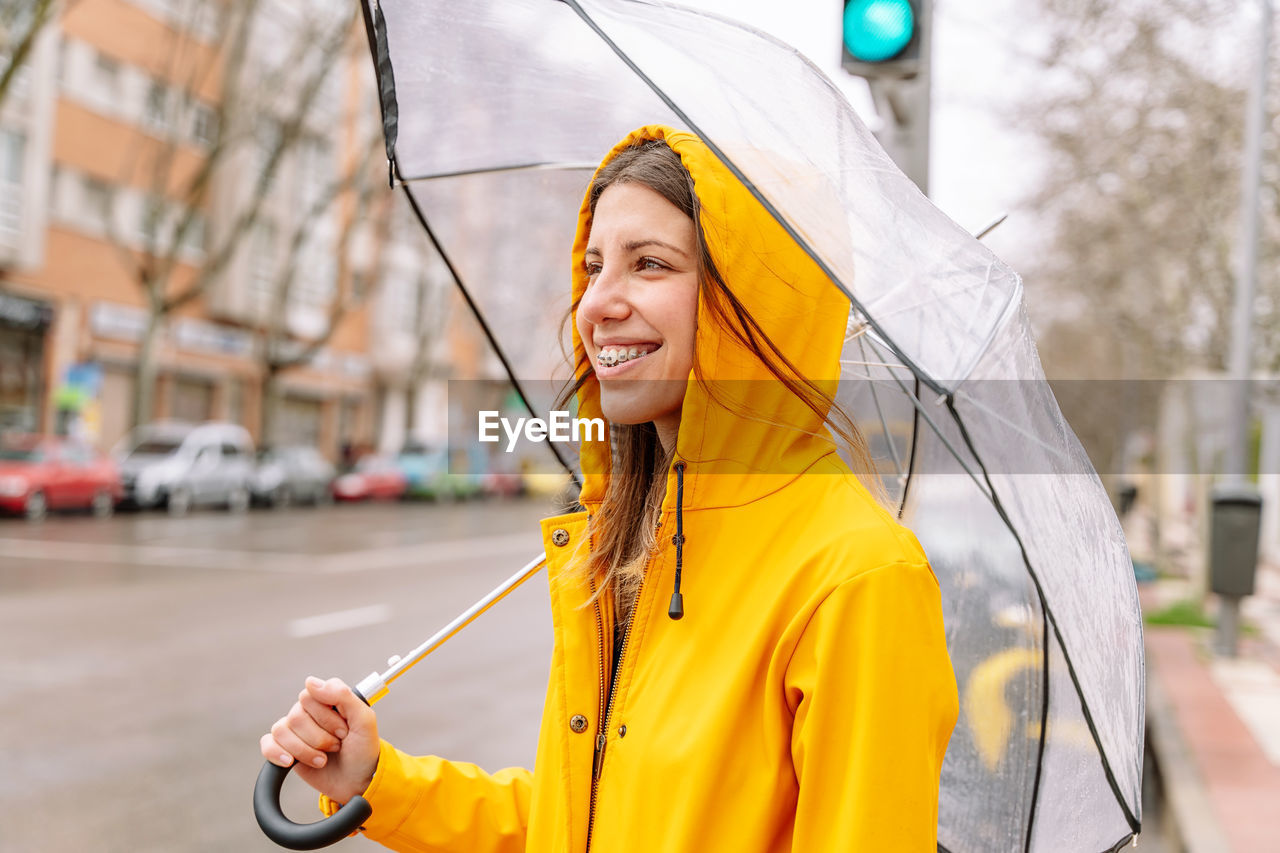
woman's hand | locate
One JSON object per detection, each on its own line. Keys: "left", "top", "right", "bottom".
{"left": 260, "top": 676, "right": 380, "bottom": 805}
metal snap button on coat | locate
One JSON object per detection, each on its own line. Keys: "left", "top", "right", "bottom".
{"left": 551, "top": 528, "right": 570, "bottom": 547}
{"left": 618, "top": 725, "right": 627, "bottom": 738}
{"left": 570, "top": 714, "right": 588, "bottom": 733}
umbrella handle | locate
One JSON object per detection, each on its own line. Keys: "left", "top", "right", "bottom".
{"left": 253, "top": 760, "right": 373, "bottom": 850}
{"left": 252, "top": 553, "right": 546, "bottom": 849}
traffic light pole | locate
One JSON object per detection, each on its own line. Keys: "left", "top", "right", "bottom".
{"left": 840, "top": 0, "right": 933, "bottom": 195}
{"left": 867, "top": 72, "right": 931, "bottom": 195}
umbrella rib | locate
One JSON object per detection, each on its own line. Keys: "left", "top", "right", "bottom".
{"left": 839, "top": 358, "right": 914, "bottom": 371}
{"left": 844, "top": 318, "right": 870, "bottom": 342}
{"left": 855, "top": 335, "right": 908, "bottom": 486}
{"left": 941, "top": 395, "right": 1142, "bottom": 837}
{"left": 951, "top": 389, "right": 1074, "bottom": 467}
{"left": 862, "top": 335, "right": 991, "bottom": 500}
{"left": 397, "top": 185, "right": 582, "bottom": 489}
{"left": 396, "top": 161, "right": 599, "bottom": 183}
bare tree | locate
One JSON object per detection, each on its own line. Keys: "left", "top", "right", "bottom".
{"left": 1014, "top": 0, "right": 1279, "bottom": 486}
{"left": 106, "top": 0, "right": 359, "bottom": 427}
{"left": 254, "top": 132, "right": 390, "bottom": 445}
{"left": 0, "top": 0, "right": 61, "bottom": 110}
{"left": 402, "top": 262, "right": 452, "bottom": 442}
{"left": 1021, "top": 0, "right": 1274, "bottom": 378}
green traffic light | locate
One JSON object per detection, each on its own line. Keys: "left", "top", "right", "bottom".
{"left": 843, "top": 0, "right": 915, "bottom": 63}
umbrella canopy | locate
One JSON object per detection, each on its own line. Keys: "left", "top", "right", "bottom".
{"left": 358, "top": 2, "right": 1144, "bottom": 851}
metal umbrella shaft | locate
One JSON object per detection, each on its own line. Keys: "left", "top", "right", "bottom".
{"left": 355, "top": 553, "right": 549, "bottom": 704}
{"left": 254, "top": 552, "right": 548, "bottom": 850}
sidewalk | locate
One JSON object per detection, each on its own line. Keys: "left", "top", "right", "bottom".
{"left": 1129, "top": 508, "right": 1280, "bottom": 852}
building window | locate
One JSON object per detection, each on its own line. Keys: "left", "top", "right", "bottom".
{"left": 255, "top": 118, "right": 281, "bottom": 183}
{"left": 91, "top": 53, "right": 121, "bottom": 108}
{"left": 250, "top": 221, "right": 277, "bottom": 309}
{"left": 295, "top": 137, "right": 331, "bottom": 212}
{"left": 138, "top": 194, "right": 163, "bottom": 245}
{"left": 0, "top": 2, "right": 36, "bottom": 101}
{"left": 144, "top": 79, "right": 169, "bottom": 131}
{"left": 183, "top": 211, "right": 206, "bottom": 255}
{"left": 0, "top": 128, "right": 24, "bottom": 242}
{"left": 294, "top": 254, "right": 336, "bottom": 310}
{"left": 191, "top": 103, "right": 217, "bottom": 147}
{"left": 82, "top": 177, "right": 114, "bottom": 233}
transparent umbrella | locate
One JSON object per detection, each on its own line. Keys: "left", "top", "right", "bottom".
{"left": 255, "top": 2, "right": 1144, "bottom": 851}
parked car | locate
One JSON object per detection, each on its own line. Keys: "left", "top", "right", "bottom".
{"left": 482, "top": 452, "right": 524, "bottom": 499}
{"left": 0, "top": 433, "right": 122, "bottom": 521}
{"left": 332, "top": 454, "right": 408, "bottom": 502}
{"left": 393, "top": 443, "right": 453, "bottom": 500}
{"left": 252, "top": 445, "right": 335, "bottom": 507}
{"left": 395, "top": 443, "right": 489, "bottom": 501}
{"left": 115, "top": 421, "right": 255, "bottom": 515}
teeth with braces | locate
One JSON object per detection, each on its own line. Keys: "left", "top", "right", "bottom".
{"left": 598, "top": 346, "right": 654, "bottom": 367}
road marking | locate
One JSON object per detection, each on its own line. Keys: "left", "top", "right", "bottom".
{"left": 0, "top": 538, "right": 313, "bottom": 573}
{"left": 317, "top": 532, "right": 538, "bottom": 574}
{"left": 0, "top": 532, "right": 540, "bottom": 575}
{"left": 288, "top": 604, "right": 393, "bottom": 638}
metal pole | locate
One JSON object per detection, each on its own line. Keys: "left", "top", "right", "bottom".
{"left": 865, "top": 0, "right": 933, "bottom": 194}
{"left": 1215, "top": 0, "right": 1272, "bottom": 656}
{"left": 356, "top": 552, "right": 547, "bottom": 703}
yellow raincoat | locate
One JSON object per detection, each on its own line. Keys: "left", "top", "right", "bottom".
{"left": 333, "top": 126, "right": 958, "bottom": 852}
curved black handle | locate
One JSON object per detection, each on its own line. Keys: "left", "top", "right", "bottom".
{"left": 253, "top": 760, "right": 373, "bottom": 850}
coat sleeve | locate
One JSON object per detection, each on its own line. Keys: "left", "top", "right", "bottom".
{"left": 319, "top": 739, "right": 532, "bottom": 853}
{"left": 785, "top": 560, "right": 959, "bottom": 852}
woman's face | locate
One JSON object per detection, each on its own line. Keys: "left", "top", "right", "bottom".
{"left": 577, "top": 181, "right": 699, "bottom": 452}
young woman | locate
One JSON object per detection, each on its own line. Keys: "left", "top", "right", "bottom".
{"left": 262, "top": 125, "right": 958, "bottom": 852}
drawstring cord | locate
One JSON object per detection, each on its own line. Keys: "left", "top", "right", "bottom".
{"left": 668, "top": 461, "right": 686, "bottom": 620}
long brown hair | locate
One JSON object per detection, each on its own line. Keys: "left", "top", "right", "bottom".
{"left": 558, "top": 139, "right": 886, "bottom": 620}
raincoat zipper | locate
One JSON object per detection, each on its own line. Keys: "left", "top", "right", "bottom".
{"left": 585, "top": 514, "right": 663, "bottom": 853}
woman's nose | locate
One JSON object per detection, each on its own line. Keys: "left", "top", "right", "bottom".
{"left": 578, "top": 266, "right": 630, "bottom": 325}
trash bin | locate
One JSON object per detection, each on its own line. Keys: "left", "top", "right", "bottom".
{"left": 1208, "top": 486, "right": 1262, "bottom": 598}
{"left": 1118, "top": 482, "right": 1138, "bottom": 517}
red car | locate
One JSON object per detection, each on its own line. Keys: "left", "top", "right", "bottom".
{"left": 332, "top": 454, "right": 408, "bottom": 502}
{"left": 0, "top": 434, "right": 123, "bottom": 520}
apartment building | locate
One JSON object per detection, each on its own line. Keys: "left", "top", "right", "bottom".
{"left": 0, "top": 1, "right": 58, "bottom": 436}
{"left": 0, "top": 0, "right": 476, "bottom": 459}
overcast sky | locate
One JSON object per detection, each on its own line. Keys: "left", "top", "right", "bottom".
{"left": 674, "top": 0, "right": 1046, "bottom": 265}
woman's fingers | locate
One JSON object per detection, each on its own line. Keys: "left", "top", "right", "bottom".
{"left": 286, "top": 700, "right": 343, "bottom": 752}
{"left": 298, "top": 691, "right": 350, "bottom": 741}
{"left": 270, "top": 715, "right": 332, "bottom": 768}
{"left": 303, "top": 676, "right": 375, "bottom": 734}
{"left": 260, "top": 731, "right": 295, "bottom": 768}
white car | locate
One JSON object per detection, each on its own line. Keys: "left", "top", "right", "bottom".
{"left": 252, "top": 445, "right": 335, "bottom": 507}
{"left": 115, "top": 421, "right": 256, "bottom": 515}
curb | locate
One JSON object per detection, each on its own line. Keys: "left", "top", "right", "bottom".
{"left": 1145, "top": 652, "right": 1232, "bottom": 853}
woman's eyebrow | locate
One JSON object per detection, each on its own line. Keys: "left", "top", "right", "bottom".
{"left": 623, "top": 239, "right": 690, "bottom": 258}
{"left": 584, "top": 239, "right": 691, "bottom": 259}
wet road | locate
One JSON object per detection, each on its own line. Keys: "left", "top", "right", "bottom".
{"left": 0, "top": 497, "right": 561, "bottom": 852}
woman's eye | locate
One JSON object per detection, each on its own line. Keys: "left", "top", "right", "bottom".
{"left": 585, "top": 262, "right": 602, "bottom": 276}
{"left": 639, "top": 257, "right": 666, "bottom": 271}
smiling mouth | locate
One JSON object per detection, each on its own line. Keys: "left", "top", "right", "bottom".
{"left": 596, "top": 344, "right": 659, "bottom": 368}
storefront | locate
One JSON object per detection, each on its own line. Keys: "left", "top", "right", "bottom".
{"left": 0, "top": 290, "right": 54, "bottom": 432}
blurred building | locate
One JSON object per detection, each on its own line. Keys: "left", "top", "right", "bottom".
{"left": 0, "top": 0, "right": 488, "bottom": 459}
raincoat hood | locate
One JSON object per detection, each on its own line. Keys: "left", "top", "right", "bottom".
{"left": 571, "top": 125, "right": 853, "bottom": 512}
{"left": 325, "top": 126, "right": 956, "bottom": 853}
